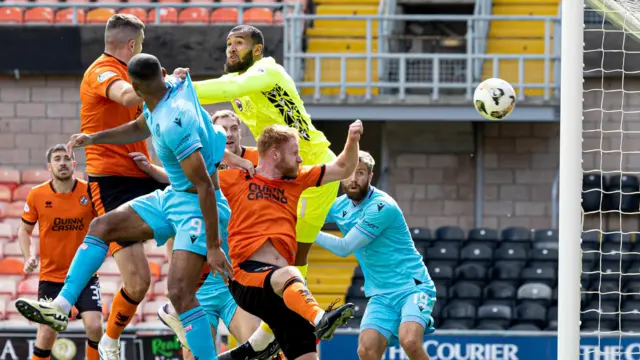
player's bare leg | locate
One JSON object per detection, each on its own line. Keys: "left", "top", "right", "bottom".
{"left": 398, "top": 322, "right": 430, "bottom": 360}
{"left": 32, "top": 324, "right": 59, "bottom": 360}
{"left": 80, "top": 311, "right": 103, "bottom": 360}
{"left": 357, "top": 329, "right": 388, "bottom": 360}
{"left": 168, "top": 249, "right": 217, "bottom": 359}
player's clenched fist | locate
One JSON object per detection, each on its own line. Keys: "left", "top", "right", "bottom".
{"left": 348, "top": 119, "right": 364, "bottom": 141}
{"left": 172, "top": 67, "right": 190, "bottom": 80}
{"left": 66, "top": 133, "right": 93, "bottom": 153}
{"left": 24, "top": 256, "right": 38, "bottom": 274}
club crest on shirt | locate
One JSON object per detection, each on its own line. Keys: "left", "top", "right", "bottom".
{"left": 79, "top": 196, "right": 89, "bottom": 206}
{"left": 234, "top": 99, "right": 243, "bottom": 111}
{"left": 24, "top": 203, "right": 29, "bottom": 212}
{"left": 97, "top": 71, "right": 117, "bottom": 83}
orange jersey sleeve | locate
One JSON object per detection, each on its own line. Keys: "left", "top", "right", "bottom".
{"left": 80, "top": 54, "right": 152, "bottom": 178}
{"left": 240, "top": 146, "right": 259, "bottom": 167}
{"left": 220, "top": 166, "right": 325, "bottom": 270}
{"left": 24, "top": 180, "right": 96, "bottom": 282}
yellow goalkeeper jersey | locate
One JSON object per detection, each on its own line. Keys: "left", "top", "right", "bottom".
{"left": 194, "top": 57, "right": 331, "bottom": 165}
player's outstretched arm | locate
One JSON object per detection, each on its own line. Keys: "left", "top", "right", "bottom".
{"left": 107, "top": 80, "right": 144, "bottom": 107}
{"left": 321, "top": 120, "right": 364, "bottom": 185}
{"left": 316, "top": 199, "right": 396, "bottom": 256}
{"left": 180, "top": 151, "right": 233, "bottom": 283}
{"left": 173, "top": 67, "right": 274, "bottom": 104}
{"left": 67, "top": 114, "right": 150, "bottom": 152}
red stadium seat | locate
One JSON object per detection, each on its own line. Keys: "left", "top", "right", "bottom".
{"left": 0, "top": 299, "right": 6, "bottom": 320}
{"left": 21, "top": 169, "right": 50, "bottom": 185}
{"left": 148, "top": 7, "right": 178, "bottom": 24}
{"left": 0, "top": 258, "right": 24, "bottom": 278}
{"left": 24, "top": 7, "right": 54, "bottom": 23}
{"left": 179, "top": 8, "right": 209, "bottom": 24}
{"left": 55, "top": 8, "right": 86, "bottom": 24}
{"left": 0, "top": 7, "right": 22, "bottom": 23}
{"left": 128, "top": 0, "right": 152, "bottom": 4}
{"left": 0, "top": 168, "right": 20, "bottom": 191}
{"left": 151, "top": 278, "right": 167, "bottom": 297}
{"left": 100, "top": 278, "right": 120, "bottom": 297}
{"left": 219, "top": 0, "right": 244, "bottom": 3}
{"left": 86, "top": 8, "right": 116, "bottom": 24}
{"left": 0, "top": 279, "right": 18, "bottom": 298}
{"left": 5, "top": 202, "right": 25, "bottom": 219}
{"left": 119, "top": 8, "right": 148, "bottom": 23}
{"left": 253, "top": 0, "right": 276, "bottom": 3}
{"left": 0, "top": 223, "right": 12, "bottom": 241}
{"left": 3, "top": 242, "right": 22, "bottom": 258}
{"left": 142, "top": 300, "right": 165, "bottom": 320}
{"left": 161, "top": 263, "right": 170, "bottom": 277}
{"left": 12, "top": 184, "right": 34, "bottom": 202}
{"left": 210, "top": 8, "right": 238, "bottom": 23}
{"left": 17, "top": 277, "right": 39, "bottom": 296}
{"left": 0, "top": 186, "right": 11, "bottom": 203}
{"left": 98, "top": 257, "right": 119, "bottom": 277}
{"left": 148, "top": 261, "right": 161, "bottom": 279}
{"left": 243, "top": 8, "right": 273, "bottom": 24}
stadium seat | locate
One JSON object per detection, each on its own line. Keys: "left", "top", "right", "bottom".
{"left": 0, "top": 299, "right": 6, "bottom": 320}
{"left": 607, "top": 174, "right": 640, "bottom": 212}
{"left": 435, "top": 226, "right": 466, "bottom": 246}
{"left": 546, "top": 305, "right": 558, "bottom": 330}
{"left": 528, "top": 247, "right": 559, "bottom": 266}
{"left": 483, "top": 281, "right": 517, "bottom": 306}
{"left": 443, "top": 301, "right": 476, "bottom": 328}
{"left": 455, "top": 263, "right": 487, "bottom": 284}
{"left": 0, "top": 7, "right": 23, "bottom": 24}
{"left": 0, "top": 185, "right": 11, "bottom": 203}
{"left": 179, "top": 8, "right": 209, "bottom": 24}
{"left": 533, "top": 228, "right": 558, "bottom": 249}
{"left": 494, "top": 243, "right": 528, "bottom": 264}
{"left": 148, "top": 261, "right": 161, "bottom": 279}
{"left": 17, "top": 277, "right": 39, "bottom": 296}
{"left": 243, "top": 8, "right": 273, "bottom": 24}
{"left": 152, "top": 278, "right": 167, "bottom": 297}
{"left": 100, "top": 278, "right": 120, "bottom": 297}
{"left": 55, "top": 8, "right": 86, "bottom": 24}
{"left": 581, "top": 230, "right": 601, "bottom": 249}
{"left": 410, "top": 227, "right": 431, "bottom": 244}
{"left": 510, "top": 323, "right": 541, "bottom": 331}
{"left": 346, "top": 283, "right": 365, "bottom": 299}
{"left": 491, "top": 261, "right": 523, "bottom": 285}
{"left": 514, "top": 302, "right": 547, "bottom": 328}
{"left": 467, "top": 227, "right": 500, "bottom": 248}
{"left": 439, "top": 321, "right": 470, "bottom": 330}
{"left": 210, "top": 8, "right": 239, "bottom": 24}
{"left": 520, "top": 266, "right": 556, "bottom": 287}
{"left": 449, "top": 281, "right": 482, "bottom": 304}
{"left": 426, "top": 244, "right": 459, "bottom": 266}
{"left": 352, "top": 265, "right": 364, "bottom": 281}
{"left": 604, "top": 231, "right": 632, "bottom": 246}
{"left": 0, "top": 223, "right": 12, "bottom": 241}
{"left": 12, "top": 184, "right": 33, "bottom": 202}
{"left": 501, "top": 227, "right": 532, "bottom": 246}
{"left": 142, "top": 300, "right": 165, "bottom": 320}
{"left": 3, "top": 241, "right": 22, "bottom": 258}
{"left": 516, "top": 283, "right": 552, "bottom": 305}
{"left": 0, "top": 279, "right": 18, "bottom": 298}
{"left": 4, "top": 202, "right": 24, "bottom": 219}
{"left": 161, "top": 263, "right": 169, "bottom": 277}
{"left": 23, "top": 7, "right": 54, "bottom": 24}
{"left": 477, "top": 304, "right": 512, "bottom": 328}
{"left": 86, "top": 8, "right": 116, "bottom": 24}
{"left": 433, "top": 281, "right": 448, "bottom": 301}
{"left": 189, "top": 0, "right": 214, "bottom": 3}
{"left": 98, "top": 257, "right": 119, "bottom": 277}
{"left": 460, "top": 244, "right": 493, "bottom": 265}
{"left": 20, "top": 169, "right": 50, "bottom": 184}
{"left": 475, "top": 323, "right": 506, "bottom": 331}
{"left": 119, "top": 8, "right": 148, "bottom": 23}
{"left": 583, "top": 173, "right": 605, "bottom": 212}
{"left": 0, "top": 168, "right": 20, "bottom": 191}
{"left": 148, "top": 8, "right": 178, "bottom": 24}
{"left": 426, "top": 262, "right": 454, "bottom": 284}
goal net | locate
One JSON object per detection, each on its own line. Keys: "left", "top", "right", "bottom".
{"left": 568, "top": 0, "right": 640, "bottom": 358}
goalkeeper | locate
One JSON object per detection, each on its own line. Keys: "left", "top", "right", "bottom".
{"left": 171, "top": 24, "right": 339, "bottom": 359}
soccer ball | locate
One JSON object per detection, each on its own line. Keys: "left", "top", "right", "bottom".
{"left": 473, "top": 78, "right": 516, "bottom": 121}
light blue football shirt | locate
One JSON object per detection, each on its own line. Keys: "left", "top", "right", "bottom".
{"left": 143, "top": 74, "right": 226, "bottom": 191}
{"left": 326, "top": 186, "right": 434, "bottom": 297}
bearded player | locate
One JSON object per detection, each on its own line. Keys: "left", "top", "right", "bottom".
{"left": 172, "top": 25, "right": 339, "bottom": 358}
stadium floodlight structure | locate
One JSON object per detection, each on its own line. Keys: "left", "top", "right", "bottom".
{"left": 561, "top": 0, "right": 640, "bottom": 359}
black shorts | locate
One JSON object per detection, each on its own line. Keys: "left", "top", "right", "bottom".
{"left": 88, "top": 175, "right": 166, "bottom": 249}
{"left": 229, "top": 261, "right": 317, "bottom": 359}
{"left": 38, "top": 276, "right": 102, "bottom": 318}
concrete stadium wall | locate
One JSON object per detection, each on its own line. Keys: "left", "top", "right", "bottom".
{"left": 0, "top": 76, "right": 635, "bottom": 231}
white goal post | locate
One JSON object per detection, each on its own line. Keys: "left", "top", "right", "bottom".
{"left": 558, "top": 0, "right": 584, "bottom": 359}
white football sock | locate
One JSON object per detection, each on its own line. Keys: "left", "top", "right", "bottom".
{"left": 52, "top": 296, "right": 72, "bottom": 314}
{"left": 248, "top": 327, "right": 275, "bottom": 351}
{"left": 313, "top": 311, "right": 326, "bottom": 326}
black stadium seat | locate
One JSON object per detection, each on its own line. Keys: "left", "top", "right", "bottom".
{"left": 433, "top": 281, "right": 448, "bottom": 301}
{"left": 582, "top": 172, "right": 605, "bottom": 212}
{"left": 501, "top": 227, "right": 532, "bottom": 247}
{"left": 491, "top": 261, "right": 523, "bottom": 285}
{"left": 533, "top": 229, "right": 558, "bottom": 250}
{"left": 509, "top": 323, "right": 540, "bottom": 331}
{"left": 477, "top": 304, "right": 512, "bottom": 328}
{"left": 514, "top": 302, "right": 547, "bottom": 328}
{"left": 484, "top": 281, "right": 517, "bottom": 306}
{"left": 460, "top": 244, "right": 493, "bottom": 266}
{"left": 467, "top": 228, "right": 500, "bottom": 248}
{"left": 427, "top": 244, "right": 459, "bottom": 266}
{"left": 352, "top": 265, "right": 364, "bottom": 281}
{"left": 346, "top": 283, "right": 365, "bottom": 299}
{"left": 427, "top": 262, "right": 454, "bottom": 284}
{"left": 495, "top": 244, "right": 528, "bottom": 264}
{"left": 521, "top": 266, "right": 556, "bottom": 287}
{"left": 547, "top": 306, "right": 558, "bottom": 330}
{"left": 475, "top": 323, "right": 506, "bottom": 331}
{"left": 449, "top": 281, "right": 482, "bottom": 304}
{"left": 606, "top": 174, "right": 640, "bottom": 213}
{"left": 455, "top": 263, "right": 488, "bottom": 285}
{"left": 529, "top": 247, "right": 559, "bottom": 265}
{"left": 443, "top": 301, "right": 476, "bottom": 328}
{"left": 410, "top": 227, "right": 432, "bottom": 245}
{"left": 517, "top": 283, "right": 553, "bottom": 306}
{"left": 581, "top": 231, "right": 601, "bottom": 251}
{"left": 439, "top": 321, "right": 471, "bottom": 330}
{"left": 435, "top": 226, "right": 466, "bottom": 247}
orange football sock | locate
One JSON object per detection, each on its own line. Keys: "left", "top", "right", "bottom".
{"left": 86, "top": 339, "right": 99, "bottom": 360}
{"left": 282, "top": 278, "right": 323, "bottom": 324}
{"left": 32, "top": 346, "right": 51, "bottom": 360}
{"left": 106, "top": 287, "right": 141, "bottom": 339}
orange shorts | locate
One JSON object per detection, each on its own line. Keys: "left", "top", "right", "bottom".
{"left": 88, "top": 175, "right": 166, "bottom": 255}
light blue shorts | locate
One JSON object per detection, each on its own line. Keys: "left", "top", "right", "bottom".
{"left": 361, "top": 284, "right": 436, "bottom": 341}
{"left": 129, "top": 187, "right": 229, "bottom": 256}
{"left": 197, "top": 273, "right": 238, "bottom": 328}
